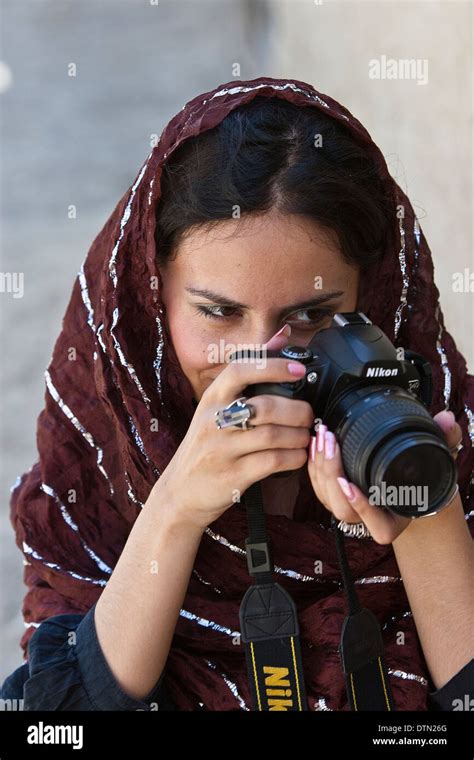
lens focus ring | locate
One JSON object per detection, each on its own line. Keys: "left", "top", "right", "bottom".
{"left": 341, "top": 394, "right": 435, "bottom": 487}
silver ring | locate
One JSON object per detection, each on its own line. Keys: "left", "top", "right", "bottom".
{"left": 214, "top": 396, "right": 256, "bottom": 430}
{"left": 449, "top": 440, "right": 463, "bottom": 456}
{"left": 336, "top": 520, "right": 372, "bottom": 539}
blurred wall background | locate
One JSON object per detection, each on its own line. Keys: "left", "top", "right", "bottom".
{"left": 1, "top": 0, "right": 472, "bottom": 682}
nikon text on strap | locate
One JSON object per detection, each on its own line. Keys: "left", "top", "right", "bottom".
{"left": 239, "top": 481, "right": 308, "bottom": 711}
{"left": 239, "top": 481, "right": 395, "bottom": 711}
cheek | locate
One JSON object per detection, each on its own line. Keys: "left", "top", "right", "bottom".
{"left": 166, "top": 308, "right": 214, "bottom": 372}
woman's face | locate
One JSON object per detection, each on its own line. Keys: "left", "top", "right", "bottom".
{"left": 160, "top": 210, "right": 360, "bottom": 402}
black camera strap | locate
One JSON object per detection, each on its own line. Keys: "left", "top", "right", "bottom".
{"left": 239, "top": 480, "right": 308, "bottom": 711}
{"left": 239, "top": 482, "right": 395, "bottom": 711}
{"left": 331, "top": 514, "right": 395, "bottom": 711}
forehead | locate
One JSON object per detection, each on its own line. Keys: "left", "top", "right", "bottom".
{"left": 171, "top": 212, "right": 342, "bottom": 279}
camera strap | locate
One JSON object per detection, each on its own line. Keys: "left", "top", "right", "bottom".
{"left": 331, "top": 514, "right": 395, "bottom": 710}
{"left": 239, "top": 481, "right": 395, "bottom": 711}
{"left": 239, "top": 480, "right": 308, "bottom": 711}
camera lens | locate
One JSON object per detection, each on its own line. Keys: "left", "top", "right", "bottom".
{"left": 334, "top": 387, "right": 457, "bottom": 516}
{"left": 370, "top": 433, "right": 456, "bottom": 516}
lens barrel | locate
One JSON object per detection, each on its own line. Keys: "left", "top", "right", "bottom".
{"left": 336, "top": 387, "right": 457, "bottom": 516}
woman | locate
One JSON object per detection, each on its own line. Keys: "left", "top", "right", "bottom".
{"left": 1, "top": 76, "right": 473, "bottom": 711}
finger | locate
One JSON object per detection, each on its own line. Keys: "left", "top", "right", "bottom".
{"left": 433, "top": 410, "right": 463, "bottom": 458}
{"left": 243, "top": 394, "right": 314, "bottom": 429}
{"left": 307, "top": 424, "right": 330, "bottom": 510}
{"left": 264, "top": 324, "right": 292, "bottom": 352}
{"left": 340, "top": 481, "right": 411, "bottom": 545}
{"left": 207, "top": 356, "right": 307, "bottom": 405}
{"left": 230, "top": 422, "right": 311, "bottom": 456}
{"left": 239, "top": 446, "right": 309, "bottom": 484}
{"left": 319, "top": 431, "right": 362, "bottom": 522}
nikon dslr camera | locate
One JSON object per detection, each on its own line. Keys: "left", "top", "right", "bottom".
{"left": 238, "top": 312, "right": 457, "bottom": 517}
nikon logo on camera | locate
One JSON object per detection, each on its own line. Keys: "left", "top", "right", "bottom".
{"left": 263, "top": 666, "right": 294, "bottom": 710}
{"left": 365, "top": 366, "right": 399, "bottom": 377}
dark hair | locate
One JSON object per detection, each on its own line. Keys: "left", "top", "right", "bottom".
{"left": 154, "top": 96, "right": 394, "bottom": 271}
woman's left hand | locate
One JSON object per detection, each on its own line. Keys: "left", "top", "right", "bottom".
{"left": 307, "top": 409, "right": 463, "bottom": 545}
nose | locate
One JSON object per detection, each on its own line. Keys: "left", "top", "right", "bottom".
{"left": 242, "top": 324, "right": 288, "bottom": 350}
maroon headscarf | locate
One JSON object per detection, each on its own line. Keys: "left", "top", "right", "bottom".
{"left": 10, "top": 76, "right": 474, "bottom": 711}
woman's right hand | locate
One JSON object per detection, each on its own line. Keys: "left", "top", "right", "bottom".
{"left": 151, "top": 328, "right": 314, "bottom": 532}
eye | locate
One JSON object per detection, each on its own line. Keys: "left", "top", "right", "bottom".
{"left": 194, "top": 304, "right": 335, "bottom": 328}
{"left": 287, "top": 308, "right": 334, "bottom": 329}
{"left": 195, "top": 304, "right": 240, "bottom": 320}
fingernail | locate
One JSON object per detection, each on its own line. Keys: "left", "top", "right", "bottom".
{"left": 337, "top": 476, "right": 355, "bottom": 501}
{"left": 310, "top": 436, "right": 316, "bottom": 462}
{"left": 317, "top": 424, "right": 326, "bottom": 452}
{"left": 324, "top": 431, "right": 335, "bottom": 459}
{"left": 287, "top": 362, "right": 306, "bottom": 377}
{"left": 274, "top": 324, "right": 291, "bottom": 338}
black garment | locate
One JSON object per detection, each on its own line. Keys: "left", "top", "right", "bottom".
{"left": 428, "top": 659, "right": 474, "bottom": 711}
{"left": 1, "top": 604, "right": 472, "bottom": 711}
{"left": 0, "top": 603, "right": 175, "bottom": 711}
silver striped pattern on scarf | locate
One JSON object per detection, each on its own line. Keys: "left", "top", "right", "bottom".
{"left": 41, "top": 483, "right": 112, "bottom": 575}
{"left": 44, "top": 369, "right": 114, "bottom": 496}
{"left": 435, "top": 304, "right": 452, "bottom": 408}
{"left": 205, "top": 660, "right": 249, "bottom": 710}
{"left": 394, "top": 214, "right": 409, "bottom": 340}
{"left": 205, "top": 527, "right": 401, "bottom": 586}
{"left": 22, "top": 541, "right": 107, "bottom": 587}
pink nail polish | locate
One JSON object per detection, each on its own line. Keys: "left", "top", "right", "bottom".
{"left": 324, "top": 432, "right": 335, "bottom": 459}
{"left": 337, "top": 476, "right": 355, "bottom": 501}
{"left": 274, "top": 324, "right": 291, "bottom": 338}
{"left": 287, "top": 362, "right": 306, "bottom": 377}
{"left": 310, "top": 436, "right": 316, "bottom": 462}
{"left": 317, "top": 424, "right": 326, "bottom": 452}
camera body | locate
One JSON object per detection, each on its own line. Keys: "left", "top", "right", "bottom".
{"left": 236, "top": 312, "right": 457, "bottom": 517}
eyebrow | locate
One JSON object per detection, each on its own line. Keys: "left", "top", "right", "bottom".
{"left": 185, "top": 287, "right": 345, "bottom": 313}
